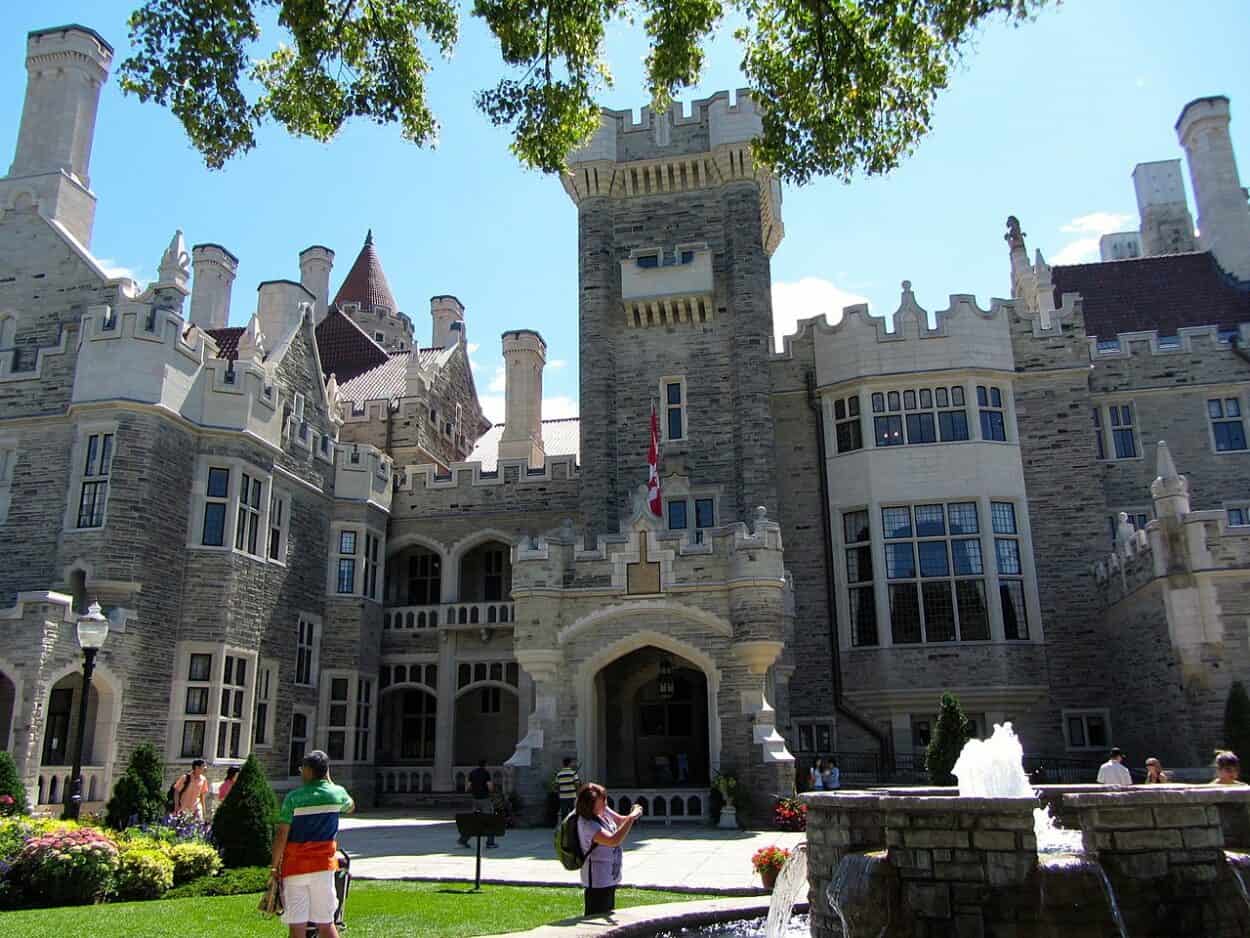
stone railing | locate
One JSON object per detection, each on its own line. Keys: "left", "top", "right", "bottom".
{"left": 36, "top": 766, "right": 108, "bottom": 808}
{"left": 604, "top": 788, "right": 709, "bottom": 825}
{"left": 383, "top": 601, "right": 515, "bottom": 631}
{"left": 375, "top": 765, "right": 435, "bottom": 795}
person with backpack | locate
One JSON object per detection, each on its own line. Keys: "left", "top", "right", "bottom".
{"left": 169, "top": 758, "right": 209, "bottom": 819}
{"left": 569, "top": 783, "right": 643, "bottom": 916}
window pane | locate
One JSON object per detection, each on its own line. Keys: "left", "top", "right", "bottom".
{"left": 185, "top": 687, "right": 209, "bottom": 715}
{"left": 905, "top": 413, "right": 936, "bottom": 444}
{"left": 843, "top": 510, "right": 870, "bottom": 545}
{"left": 836, "top": 419, "right": 863, "bottom": 453}
{"left": 846, "top": 546, "right": 873, "bottom": 583}
{"left": 667, "top": 408, "right": 683, "bottom": 441}
{"left": 947, "top": 503, "right": 978, "bottom": 535}
{"left": 874, "top": 415, "right": 903, "bottom": 446}
{"left": 922, "top": 582, "right": 955, "bottom": 642}
{"left": 939, "top": 410, "right": 969, "bottom": 441}
{"left": 339, "top": 530, "right": 356, "bottom": 554}
{"left": 207, "top": 467, "right": 229, "bottom": 498}
{"left": 1113, "top": 428, "right": 1136, "bottom": 458}
{"left": 955, "top": 580, "right": 990, "bottom": 640}
{"left": 848, "top": 396, "right": 859, "bottom": 416}
{"left": 887, "top": 391, "right": 900, "bottom": 411}
{"left": 1227, "top": 398, "right": 1241, "bottom": 418}
{"left": 834, "top": 399, "right": 845, "bottom": 420}
{"left": 1230, "top": 508, "right": 1246, "bottom": 526}
{"left": 1215, "top": 422, "right": 1247, "bottom": 452}
{"left": 84, "top": 435, "right": 99, "bottom": 476}
{"left": 885, "top": 543, "right": 915, "bottom": 579}
{"left": 990, "top": 387, "right": 1002, "bottom": 407}
{"left": 99, "top": 435, "right": 114, "bottom": 476}
{"left": 694, "top": 498, "right": 715, "bottom": 528}
{"left": 919, "top": 388, "right": 932, "bottom": 409}
{"left": 668, "top": 501, "right": 688, "bottom": 530}
{"left": 951, "top": 386, "right": 965, "bottom": 406}
{"left": 914, "top": 504, "right": 945, "bottom": 536}
{"left": 951, "top": 539, "right": 983, "bottom": 575}
{"left": 871, "top": 392, "right": 885, "bottom": 413}
{"left": 882, "top": 507, "right": 912, "bottom": 539}
{"left": 1000, "top": 580, "right": 1029, "bottom": 640}
{"left": 990, "top": 502, "right": 1017, "bottom": 534}
{"left": 251, "top": 478, "right": 262, "bottom": 507}
{"left": 981, "top": 410, "right": 1007, "bottom": 442}
{"left": 918, "top": 541, "right": 949, "bottom": 577}
{"left": 666, "top": 382, "right": 682, "bottom": 405}
{"left": 337, "top": 558, "right": 356, "bottom": 593}
{"left": 889, "top": 584, "right": 922, "bottom": 644}
{"left": 180, "top": 721, "right": 205, "bottom": 759}
{"left": 995, "top": 539, "right": 1022, "bottom": 575}
{"left": 848, "top": 586, "right": 878, "bottom": 646}
{"left": 188, "top": 653, "right": 212, "bottom": 682}
{"left": 1086, "top": 715, "right": 1108, "bottom": 747}
{"left": 976, "top": 386, "right": 988, "bottom": 406}
{"left": 1209, "top": 399, "right": 1224, "bottom": 419}
{"left": 936, "top": 387, "right": 949, "bottom": 407}
{"left": 903, "top": 390, "right": 916, "bottom": 410}
{"left": 327, "top": 731, "right": 346, "bottom": 761}
{"left": 1067, "top": 717, "right": 1086, "bottom": 749}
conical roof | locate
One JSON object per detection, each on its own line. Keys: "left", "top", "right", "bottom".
{"left": 332, "top": 229, "right": 399, "bottom": 313}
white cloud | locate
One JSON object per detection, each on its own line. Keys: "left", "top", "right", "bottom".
{"left": 479, "top": 394, "right": 505, "bottom": 424}
{"left": 98, "top": 259, "right": 146, "bottom": 284}
{"left": 771, "top": 276, "right": 869, "bottom": 350}
{"left": 541, "top": 395, "right": 579, "bottom": 419}
{"left": 548, "top": 359, "right": 567, "bottom": 370}
{"left": 488, "top": 365, "right": 506, "bottom": 393}
{"left": 467, "top": 342, "right": 480, "bottom": 355}
{"left": 1051, "top": 212, "right": 1135, "bottom": 266}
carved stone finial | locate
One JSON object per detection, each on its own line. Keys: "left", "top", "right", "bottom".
{"left": 1150, "top": 439, "right": 1191, "bottom": 513}
{"left": 901, "top": 280, "right": 913, "bottom": 295}
{"left": 1156, "top": 439, "right": 1178, "bottom": 481}
{"left": 365, "top": 228, "right": 374, "bottom": 246}
{"left": 1005, "top": 216, "right": 1026, "bottom": 250}
{"left": 157, "top": 229, "right": 191, "bottom": 289}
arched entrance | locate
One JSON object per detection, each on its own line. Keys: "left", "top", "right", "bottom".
{"left": 36, "top": 666, "right": 120, "bottom": 807}
{"left": 595, "top": 646, "right": 710, "bottom": 789}
{"left": 376, "top": 664, "right": 438, "bottom": 794}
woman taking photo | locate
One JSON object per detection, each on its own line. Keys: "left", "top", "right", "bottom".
{"left": 576, "top": 783, "right": 644, "bottom": 916}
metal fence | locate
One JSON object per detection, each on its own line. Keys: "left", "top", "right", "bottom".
{"left": 796, "top": 751, "right": 1103, "bottom": 789}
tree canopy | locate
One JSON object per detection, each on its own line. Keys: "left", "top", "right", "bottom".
{"left": 119, "top": 0, "right": 1046, "bottom": 182}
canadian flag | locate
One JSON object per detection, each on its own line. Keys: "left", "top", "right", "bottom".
{"left": 647, "top": 404, "right": 663, "bottom": 517}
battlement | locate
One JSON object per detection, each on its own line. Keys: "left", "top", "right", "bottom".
{"left": 1087, "top": 322, "right": 1250, "bottom": 359}
{"left": 334, "top": 441, "right": 394, "bottom": 511}
{"left": 398, "top": 454, "right": 579, "bottom": 492}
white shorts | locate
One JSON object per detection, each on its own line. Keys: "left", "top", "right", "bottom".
{"left": 281, "top": 870, "right": 338, "bottom": 925}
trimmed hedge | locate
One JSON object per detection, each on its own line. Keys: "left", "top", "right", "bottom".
{"left": 163, "top": 865, "right": 270, "bottom": 899}
{"left": 116, "top": 847, "right": 174, "bottom": 900}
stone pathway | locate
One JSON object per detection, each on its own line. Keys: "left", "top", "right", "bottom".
{"left": 338, "top": 812, "right": 805, "bottom": 892}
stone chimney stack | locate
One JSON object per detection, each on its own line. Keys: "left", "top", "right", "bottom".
{"left": 498, "top": 330, "right": 546, "bottom": 465}
{"left": 189, "top": 244, "right": 239, "bottom": 330}
{"left": 431, "top": 295, "right": 465, "bottom": 347}
{"left": 299, "top": 245, "right": 334, "bottom": 322}
{"left": 1132, "top": 160, "right": 1196, "bottom": 256}
{"left": 0, "top": 25, "right": 113, "bottom": 247}
{"left": 256, "top": 280, "right": 314, "bottom": 342}
{"left": 1176, "top": 96, "right": 1250, "bottom": 280}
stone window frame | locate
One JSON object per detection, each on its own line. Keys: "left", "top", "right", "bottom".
{"left": 665, "top": 492, "right": 717, "bottom": 544}
{"left": 288, "top": 705, "right": 316, "bottom": 776}
{"left": 1092, "top": 399, "right": 1143, "bottom": 462}
{"left": 295, "top": 613, "right": 322, "bottom": 688}
{"left": 659, "top": 375, "right": 688, "bottom": 444}
{"left": 327, "top": 522, "right": 387, "bottom": 598}
{"left": 864, "top": 382, "right": 979, "bottom": 450}
{"left": 63, "top": 419, "right": 119, "bottom": 533}
{"left": 314, "top": 430, "right": 336, "bottom": 465}
{"left": 166, "top": 641, "right": 259, "bottom": 767}
{"left": 832, "top": 393, "right": 864, "bottom": 454}
{"left": 187, "top": 456, "right": 279, "bottom": 563}
{"left": 318, "top": 670, "right": 375, "bottom": 765}
{"left": 267, "top": 488, "right": 290, "bottom": 564}
{"left": 0, "top": 433, "right": 16, "bottom": 526}
{"left": 288, "top": 392, "right": 312, "bottom": 451}
{"left": 1224, "top": 503, "right": 1250, "bottom": 528}
{"left": 252, "top": 658, "right": 278, "bottom": 749}
{"left": 1062, "top": 708, "right": 1112, "bottom": 752}
{"left": 1205, "top": 388, "right": 1249, "bottom": 455}
{"left": 793, "top": 723, "right": 833, "bottom": 754}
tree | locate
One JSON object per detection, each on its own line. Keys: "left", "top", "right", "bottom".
{"left": 0, "top": 751, "right": 29, "bottom": 816}
{"left": 211, "top": 754, "right": 277, "bottom": 868}
{"left": 105, "top": 743, "right": 167, "bottom": 829}
{"left": 119, "top": 0, "right": 1047, "bottom": 182}
{"left": 1224, "top": 681, "right": 1250, "bottom": 772}
{"left": 925, "top": 691, "right": 971, "bottom": 786}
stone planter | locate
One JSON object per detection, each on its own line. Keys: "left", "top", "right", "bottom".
{"left": 759, "top": 866, "right": 780, "bottom": 891}
{"left": 719, "top": 805, "right": 738, "bottom": 829}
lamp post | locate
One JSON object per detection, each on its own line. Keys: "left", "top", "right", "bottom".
{"left": 64, "top": 601, "right": 109, "bottom": 821}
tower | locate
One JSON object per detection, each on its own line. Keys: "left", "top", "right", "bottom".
{"left": 189, "top": 244, "right": 239, "bottom": 330}
{"left": 497, "top": 329, "right": 546, "bottom": 465}
{"left": 431, "top": 295, "right": 465, "bottom": 348}
{"left": 564, "top": 91, "right": 785, "bottom": 536}
{"left": 1132, "top": 160, "right": 1196, "bottom": 256}
{"left": 0, "top": 25, "right": 113, "bottom": 246}
{"left": 299, "top": 245, "right": 335, "bottom": 322}
{"left": 1176, "top": 96, "right": 1250, "bottom": 279}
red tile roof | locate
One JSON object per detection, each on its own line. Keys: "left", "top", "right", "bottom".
{"left": 1052, "top": 251, "right": 1250, "bottom": 339}
{"left": 204, "top": 326, "right": 244, "bottom": 360}
{"left": 315, "top": 307, "right": 390, "bottom": 383}
{"left": 332, "top": 230, "right": 399, "bottom": 313}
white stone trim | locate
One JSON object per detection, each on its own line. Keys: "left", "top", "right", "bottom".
{"left": 658, "top": 374, "right": 688, "bottom": 443}
{"left": 558, "top": 599, "right": 734, "bottom": 645}
{"left": 185, "top": 455, "right": 277, "bottom": 561}
{"left": 36, "top": 659, "right": 123, "bottom": 789}
{"left": 0, "top": 655, "right": 24, "bottom": 756}
{"left": 165, "top": 641, "right": 259, "bottom": 766}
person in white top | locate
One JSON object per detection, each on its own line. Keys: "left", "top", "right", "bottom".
{"left": 1097, "top": 747, "right": 1133, "bottom": 786}
{"left": 575, "top": 783, "right": 643, "bottom": 917}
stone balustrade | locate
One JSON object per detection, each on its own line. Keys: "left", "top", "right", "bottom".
{"left": 382, "top": 601, "right": 515, "bottom": 631}
{"left": 35, "top": 765, "right": 107, "bottom": 809}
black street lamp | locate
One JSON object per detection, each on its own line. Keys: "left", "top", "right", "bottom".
{"left": 63, "top": 601, "right": 109, "bottom": 821}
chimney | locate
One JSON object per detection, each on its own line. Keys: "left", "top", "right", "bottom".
{"left": 299, "top": 245, "right": 334, "bottom": 322}
{"left": 1132, "top": 160, "right": 1196, "bottom": 256}
{"left": 431, "top": 295, "right": 465, "bottom": 347}
{"left": 497, "top": 330, "right": 547, "bottom": 465}
{"left": 189, "top": 244, "right": 239, "bottom": 330}
{"left": 256, "top": 280, "right": 315, "bottom": 342}
{"left": 0, "top": 25, "right": 113, "bottom": 246}
{"left": 1176, "top": 96, "right": 1250, "bottom": 280}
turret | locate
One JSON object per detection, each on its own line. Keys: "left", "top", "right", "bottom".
{"left": 1176, "top": 96, "right": 1250, "bottom": 279}
{"left": 431, "top": 295, "right": 465, "bottom": 348}
{"left": 299, "top": 246, "right": 334, "bottom": 322}
{"left": 189, "top": 244, "right": 239, "bottom": 330}
{"left": 497, "top": 329, "right": 546, "bottom": 465}
{"left": 0, "top": 25, "right": 113, "bottom": 246}
{"left": 1132, "top": 160, "right": 1196, "bottom": 256}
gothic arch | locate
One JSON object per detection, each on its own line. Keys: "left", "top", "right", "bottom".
{"left": 557, "top": 599, "right": 734, "bottom": 646}
{"left": 34, "top": 660, "right": 123, "bottom": 777}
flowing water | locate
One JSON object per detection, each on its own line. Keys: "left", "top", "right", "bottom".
{"left": 952, "top": 722, "right": 1084, "bottom": 853}
{"left": 1229, "top": 853, "right": 1250, "bottom": 920}
{"left": 826, "top": 852, "right": 890, "bottom": 938}
{"left": 764, "top": 843, "right": 808, "bottom": 938}
{"left": 1092, "top": 863, "right": 1130, "bottom": 938}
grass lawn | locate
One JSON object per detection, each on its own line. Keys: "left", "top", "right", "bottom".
{"left": 1, "top": 881, "right": 716, "bottom": 937}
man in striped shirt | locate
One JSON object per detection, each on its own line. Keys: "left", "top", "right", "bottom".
{"left": 555, "top": 757, "right": 580, "bottom": 820}
{"left": 270, "top": 750, "right": 354, "bottom": 937}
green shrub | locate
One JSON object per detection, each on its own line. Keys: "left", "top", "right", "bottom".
{"left": 0, "top": 751, "right": 28, "bottom": 816}
{"left": 115, "top": 846, "right": 174, "bottom": 900}
{"left": 1223, "top": 681, "right": 1250, "bottom": 775}
{"left": 926, "top": 691, "right": 972, "bottom": 786}
{"left": 210, "top": 754, "right": 275, "bottom": 868}
{"left": 163, "top": 865, "right": 270, "bottom": 899}
{"left": 105, "top": 743, "right": 167, "bottom": 830}
{"left": 169, "top": 840, "right": 222, "bottom": 885}
{"left": 4, "top": 826, "right": 120, "bottom": 908}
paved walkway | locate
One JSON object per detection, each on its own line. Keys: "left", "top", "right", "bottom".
{"left": 338, "top": 811, "right": 805, "bottom": 892}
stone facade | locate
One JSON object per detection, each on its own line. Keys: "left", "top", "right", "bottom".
{"left": 0, "top": 21, "right": 1248, "bottom": 826}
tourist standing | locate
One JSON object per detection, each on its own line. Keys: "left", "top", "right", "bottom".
{"left": 174, "top": 758, "right": 210, "bottom": 818}
{"left": 218, "top": 765, "right": 240, "bottom": 801}
{"left": 459, "top": 759, "right": 498, "bottom": 848}
{"left": 270, "top": 750, "right": 354, "bottom": 938}
{"left": 1212, "top": 751, "right": 1247, "bottom": 785}
{"left": 576, "top": 783, "right": 643, "bottom": 916}
{"left": 1096, "top": 748, "right": 1133, "bottom": 786}
{"left": 555, "top": 757, "right": 580, "bottom": 820}
{"left": 808, "top": 758, "right": 826, "bottom": 791}
{"left": 1142, "top": 758, "right": 1169, "bottom": 784}
{"left": 822, "top": 758, "right": 841, "bottom": 791}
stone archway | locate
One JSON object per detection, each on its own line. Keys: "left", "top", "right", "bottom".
{"left": 35, "top": 663, "right": 121, "bottom": 808}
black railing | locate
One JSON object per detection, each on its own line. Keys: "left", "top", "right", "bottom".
{"left": 796, "top": 752, "right": 1104, "bottom": 789}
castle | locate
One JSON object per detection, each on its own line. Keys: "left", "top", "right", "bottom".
{"left": 0, "top": 25, "right": 1247, "bottom": 819}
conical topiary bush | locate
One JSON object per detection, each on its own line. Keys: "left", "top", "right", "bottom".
{"left": 105, "top": 743, "right": 167, "bottom": 829}
{"left": 211, "top": 754, "right": 276, "bottom": 867}
{"left": 0, "top": 750, "right": 28, "bottom": 815}
{"left": 926, "top": 692, "right": 972, "bottom": 786}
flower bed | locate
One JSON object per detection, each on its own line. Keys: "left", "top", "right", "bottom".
{"left": 773, "top": 796, "right": 807, "bottom": 832}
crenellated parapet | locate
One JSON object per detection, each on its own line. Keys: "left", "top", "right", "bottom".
{"left": 334, "top": 441, "right": 394, "bottom": 512}
{"left": 397, "top": 454, "right": 579, "bottom": 491}
{"left": 1088, "top": 322, "right": 1250, "bottom": 359}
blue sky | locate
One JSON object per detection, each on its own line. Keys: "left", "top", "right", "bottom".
{"left": 2, "top": 2, "right": 1248, "bottom": 423}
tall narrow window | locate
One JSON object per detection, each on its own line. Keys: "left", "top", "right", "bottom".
{"left": 1092, "top": 408, "right": 1105, "bottom": 459}
{"left": 977, "top": 386, "right": 1007, "bottom": 442}
{"left": 668, "top": 500, "right": 688, "bottom": 531}
{"left": 1108, "top": 403, "right": 1137, "bottom": 459}
{"left": 235, "top": 473, "right": 262, "bottom": 555}
{"left": 694, "top": 498, "right": 715, "bottom": 544}
{"left": 665, "top": 380, "right": 686, "bottom": 441}
{"left": 938, "top": 386, "right": 970, "bottom": 442}
{"left": 180, "top": 652, "right": 212, "bottom": 758}
{"left": 76, "top": 432, "right": 114, "bottom": 528}
{"left": 407, "top": 552, "right": 441, "bottom": 605}
{"left": 872, "top": 392, "right": 904, "bottom": 447}
{"left": 483, "top": 548, "right": 506, "bottom": 601}
{"left": 843, "top": 509, "right": 877, "bottom": 646}
{"left": 337, "top": 530, "right": 357, "bottom": 594}
{"left": 202, "top": 467, "right": 230, "bottom": 546}
{"left": 268, "top": 492, "right": 287, "bottom": 561}
{"left": 364, "top": 532, "right": 381, "bottom": 600}
{"left": 992, "top": 502, "right": 1029, "bottom": 640}
{"left": 293, "top": 393, "right": 308, "bottom": 444}
{"left": 327, "top": 678, "right": 349, "bottom": 760}
{"left": 296, "top": 617, "right": 318, "bottom": 686}
{"left": 353, "top": 679, "right": 373, "bottom": 761}
{"left": 253, "top": 663, "right": 274, "bottom": 746}
{"left": 1208, "top": 398, "right": 1247, "bottom": 452}
{"left": 216, "top": 655, "right": 247, "bottom": 759}
{"left": 288, "top": 712, "right": 310, "bottom": 776}
{"left": 834, "top": 396, "right": 863, "bottom": 453}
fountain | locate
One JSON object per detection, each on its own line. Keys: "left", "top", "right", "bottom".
{"left": 764, "top": 843, "right": 808, "bottom": 938}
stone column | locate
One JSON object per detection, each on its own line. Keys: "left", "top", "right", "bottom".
{"left": 505, "top": 650, "right": 563, "bottom": 824}
{"left": 434, "top": 631, "right": 457, "bottom": 791}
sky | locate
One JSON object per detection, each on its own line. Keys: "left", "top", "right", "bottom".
{"left": 2, "top": 2, "right": 1248, "bottom": 424}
